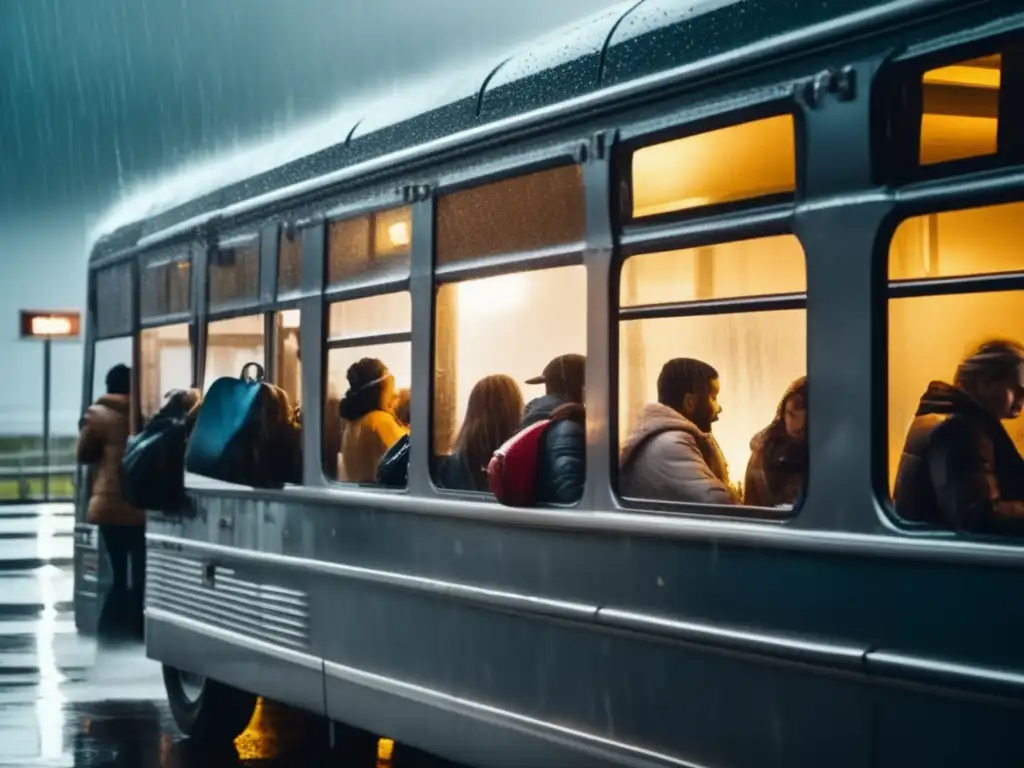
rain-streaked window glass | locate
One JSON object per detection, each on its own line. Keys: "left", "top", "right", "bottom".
{"left": 275, "top": 310, "right": 302, "bottom": 417}
{"left": 278, "top": 227, "right": 302, "bottom": 295}
{"left": 139, "top": 324, "right": 191, "bottom": 423}
{"left": 435, "top": 165, "right": 585, "bottom": 265}
{"left": 618, "top": 235, "right": 806, "bottom": 511}
{"left": 630, "top": 115, "right": 796, "bottom": 218}
{"left": 433, "top": 266, "right": 586, "bottom": 496}
{"left": 94, "top": 264, "right": 133, "bottom": 338}
{"left": 920, "top": 55, "right": 1000, "bottom": 166}
{"left": 327, "top": 206, "right": 411, "bottom": 286}
{"left": 323, "top": 292, "right": 411, "bottom": 485}
{"left": 140, "top": 253, "right": 190, "bottom": 319}
{"left": 888, "top": 201, "right": 1024, "bottom": 539}
{"left": 209, "top": 240, "right": 260, "bottom": 308}
{"left": 204, "top": 314, "right": 264, "bottom": 391}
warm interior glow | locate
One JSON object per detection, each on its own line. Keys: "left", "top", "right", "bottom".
{"left": 279, "top": 309, "right": 301, "bottom": 329}
{"left": 631, "top": 114, "right": 796, "bottom": 218}
{"left": 922, "top": 60, "right": 1001, "bottom": 89}
{"left": 455, "top": 273, "right": 528, "bottom": 318}
{"left": 139, "top": 323, "right": 191, "bottom": 420}
{"left": 620, "top": 235, "right": 805, "bottom": 306}
{"left": 328, "top": 292, "right": 411, "bottom": 339}
{"left": 920, "top": 54, "right": 1001, "bottom": 166}
{"left": 435, "top": 266, "right": 586, "bottom": 455}
{"left": 387, "top": 221, "right": 410, "bottom": 248}
{"left": 205, "top": 314, "right": 264, "bottom": 392}
{"left": 889, "top": 202, "right": 1024, "bottom": 490}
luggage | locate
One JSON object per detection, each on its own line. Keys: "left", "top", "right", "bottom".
{"left": 121, "top": 394, "right": 195, "bottom": 511}
{"left": 184, "top": 363, "right": 301, "bottom": 488}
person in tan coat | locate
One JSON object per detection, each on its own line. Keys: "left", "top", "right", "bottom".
{"left": 77, "top": 364, "right": 144, "bottom": 639}
{"left": 620, "top": 358, "right": 739, "bottom": 507}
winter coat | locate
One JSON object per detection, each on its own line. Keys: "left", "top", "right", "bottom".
{"left": 520, "top": 395, "right": 585, "bottom": 505}
{"left": 619, "top": 402, "right": 737, "bottom": 506}
{"left": 339, "top": 410, "right": 408, "bottom": 483}
{"left": 894, "top": 381, "right": 1024, "bottom": 534}
{"left": 76, "top": 394, "right": 144, "bottom": 526}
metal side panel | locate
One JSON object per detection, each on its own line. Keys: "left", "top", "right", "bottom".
{"left": 73, "top": 522, "right": 102, "bottom": 636}
{"left": 146, "top": 609, "right": 325, "bottom": 717}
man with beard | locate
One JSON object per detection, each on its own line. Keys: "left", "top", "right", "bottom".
{"left": 619, "top": 357, "right": 739, "bottom": 506}
{"left": 894, "top": 338, "right": 1024, "bottom": 534}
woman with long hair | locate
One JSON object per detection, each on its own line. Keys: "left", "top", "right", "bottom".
{"left": 743, "top": 376, "right": 808, "bottom": 508}
{"left": 338, "top": 358, "right": 408, "bottom": 483}
{"left": 437, "top": 374, "right": 524, "bottom": 491}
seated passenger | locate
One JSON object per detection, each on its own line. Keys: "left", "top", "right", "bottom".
{"left": 437, "top": 374, "right": 523, "bottom": 492}
{"left": 620, "top": 358, "right": 738, "bottom": 506}
{"left": 744, "top": 376, "right": 807, "bottom": 507}
{"left": 521, "top": 354, "right": 586, "bottom": 504}
{"left": 338, "top": 358, "right": 408, "bottom": 483}
{"left": 894, "top": 339, "right": 1024, "bottom": 534}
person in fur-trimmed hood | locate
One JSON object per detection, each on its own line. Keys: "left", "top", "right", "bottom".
{"left": 743, "top": 376, "right": 807, "bottom": 508}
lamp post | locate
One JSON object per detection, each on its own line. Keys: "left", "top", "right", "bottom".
{"left": 19, "top": 310, "right": 81, "bottom": 500}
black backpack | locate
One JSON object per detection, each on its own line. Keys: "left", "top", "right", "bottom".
{"left": 376, "top": 434, "right": 410, "bottom": 488}
{"left": 121, "top": 396, "right": 195, "bottom": 512}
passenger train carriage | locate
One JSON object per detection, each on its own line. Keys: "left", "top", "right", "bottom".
{"left": 78, "top": 0, "right": 1024, "bottom": 765}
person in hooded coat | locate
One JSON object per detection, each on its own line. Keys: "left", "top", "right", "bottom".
{"left": 519, "top": 354, "right": 586, "bottom": 505}
{"left": 744, "top": 376, "right": 807, "bottom": 507}
{"left": 894, "top": 338, "right": 1024, "bottom": 534}
{"left": 337, "top": 358, "right": 408, "bottom": 483}
{"left": 77, "top": 364, "right": 145, "bottom": 639}
{"left": 619, "top": 358, "right": 739, "bottom": 506}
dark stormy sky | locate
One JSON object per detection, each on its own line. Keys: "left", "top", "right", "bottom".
{"left": 0, "top": 0, "right": 617, "bottom": 433}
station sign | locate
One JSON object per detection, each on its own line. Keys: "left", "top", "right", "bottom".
{"left": 19, "top": 310, "right": 82, "bottom": 340}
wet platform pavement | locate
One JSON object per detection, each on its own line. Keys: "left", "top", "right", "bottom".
{"left": 0, "top": 503, "right": 465, "bottom": 768}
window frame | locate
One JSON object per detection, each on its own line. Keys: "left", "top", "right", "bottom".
{"left": 616, "top": 101, "right": 801, "bottom": 228}
{"left": 138, "top": 248, "right": 192, "bottom": 328}
{"left": 206, "top": 230, "right": 263, "bottom": 317}
{"left": 873, "top": 30, "right": 1024, "bottom": 186}
{"left": 323, "top": 199, "right": 414, "bottom": 298}
{"left": 880, "top": 175, "right": 1024, "bottom": 536}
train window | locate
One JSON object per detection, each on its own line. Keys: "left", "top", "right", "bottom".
{"left": 209, "top": 240, "right": 260, "bottom": 308}
{"left": 620, "top": 235, "right": 806, "bottom": 305}
{"left": 278, "top": 227, "right": 302, "bottom": 295}
{"left": 140, "top": 253, "right": 190, "bottom": 319}
{"left": 433, "top": 265, "right": 586, "bottom": 496}
{"left": 327, "top": 206, "right": 412, "bottom": 285}
{"left": 435, "top": 165, "right": 585, "bottom": 265}
{"left": 323, "top": 292, "right": 411, "bottom": 484}
{"left": 274, "top": 310, "right": 302, "bottom": 407}
{"left": 204, "top": 314, "right": 265, "bottom": 392}
{"left": 618, "top": 234, "right": 806, "bottom": 511}
{"left": 94, "top": 264, "right": 133, "bottom": 338}
{"left": 920, "top": 55, "right": 1000, "bottom": 166}
{"left": 888, "top": 201, "right": 1024, "bottom": 537}
{"left": 138, "top": 324, "right": 192, "bottom": 423}
{"left": 630, "top": 114, "right": 796, "bottom": 219}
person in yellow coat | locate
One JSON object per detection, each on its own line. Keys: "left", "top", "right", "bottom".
{"left": 337, "top": 358, "right": 408, "bottom": 483}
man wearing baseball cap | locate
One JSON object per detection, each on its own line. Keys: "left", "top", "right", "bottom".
{"left": 520, "top": 353, "right": 586, "bottom": 504}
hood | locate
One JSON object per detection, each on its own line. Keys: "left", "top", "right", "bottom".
{"left": 915, "top": 381, "right": 985, "bottom": 418}
{"left": 620, "top": 402, "right": 702, "bottom": 467}
{"left": 521, "top": 394, "right": 569, "bottom": 429}
{"left": 96, "top": 394, "right": 130, "bottom": 413}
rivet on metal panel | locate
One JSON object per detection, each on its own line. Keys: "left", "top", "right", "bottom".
{"left": 331, "top": 528, "right": 336, "bottom": 537}
{"left": 831, "top": 66, "right": 857, "bottom": 101}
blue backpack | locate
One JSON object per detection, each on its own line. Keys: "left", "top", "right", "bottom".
{"left": 185, "top": 363, "right": 301, "bottom": 488}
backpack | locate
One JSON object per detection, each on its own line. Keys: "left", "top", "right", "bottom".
{"left": 185, "top": 363, "right": 301, "bottom": 488}
{"left": 121, "top": 395, "right": 195, "bottom": 511}
{"left": 487, "top": 405, "right": 580, "bottom": 507}
{"left": 376, "top": 433, "right": 410, "bottom": 488}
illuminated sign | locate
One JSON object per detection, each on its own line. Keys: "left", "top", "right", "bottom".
{"left": 19, "top": 310, "right": 81, "bottom": 339}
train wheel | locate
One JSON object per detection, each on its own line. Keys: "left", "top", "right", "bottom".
{"left": 162, "top": 665, "right": 257, "bottom": 743}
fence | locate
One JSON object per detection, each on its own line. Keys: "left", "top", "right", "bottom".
{"left": 0, "top": 439, "right": 76, "bottom": 503}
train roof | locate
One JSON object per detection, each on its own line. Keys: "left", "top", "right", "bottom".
{"left": 89, "top": 0, "right": 929, "bottom": 261}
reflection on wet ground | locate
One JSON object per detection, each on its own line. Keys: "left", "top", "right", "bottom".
{"left": 0, "top": 503, "right": 465, "bottom": 768}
